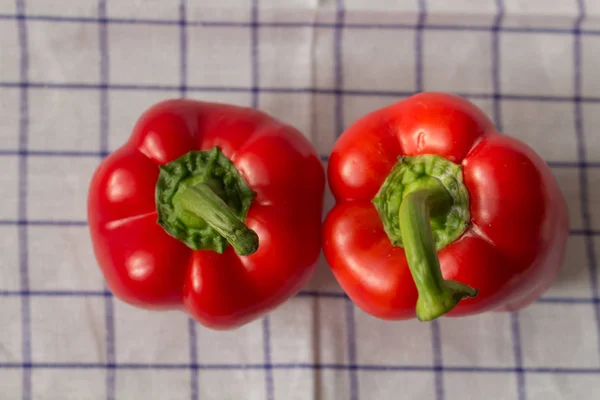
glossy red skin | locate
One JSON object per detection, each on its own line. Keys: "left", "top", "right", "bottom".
{"left": 323, "top": 92, "right": 569, "bottom": 320}
{"left": 88, "top": 99, "right": 325, "bottom": 329}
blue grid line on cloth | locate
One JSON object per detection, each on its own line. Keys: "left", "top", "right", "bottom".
{"left": 251, "top": 0, "right": 260, "bottom": 109}
{"left": 179, "top": 0, "right": 188, "bottom": 98}
{"left": 430, "top": 322, "right": 444, "bottom": 400}
{"left": 333, "top": 1, "right": 359, "bottom": 399}
{"left": 97, "top": 2, "right": 116, "bottom": 400}
{"left": 261, "top": 317, "right": 274, "bottom": 400}
{"left": 4, "top": 82, "right": 600, "bottom": 106}
{"left": 489, "top": 1, "right": 527, "bottom": 399}
{"left": 15, "top": 0, "right": 31, "bottom": 399}
{"left": 99, "top": 0, "right": 110, "bottom": 154}
{"left": 574, "top": 0, "right": 600, "bottom": 361}
{"left": 415, "top": 0, "right": 426, "bottom": 94}
{"left": 344, "top": 300, "right": 358, "bottom": 400}
{"left": 511, "top": 314, "right": 526, "bottom": 400}
{"left": 333, "top": 0, "right": 345, "bottom": 139}
{"left": 3, "top": 81, "right": 600, "bottom": 103}
{"left": 1, "top": 12, "right": 600, "bottom": 36}
{"left": 0, "top": 289, "right": 598, "bottom": 305}
{"left": 491, "top": 0, "right": 504, "bottom": 133}
{"left": 0, "top": 362, "right": 598, "bottom": 374}
{"left": 250, "top": 2, "right": 275, "bottom": 399}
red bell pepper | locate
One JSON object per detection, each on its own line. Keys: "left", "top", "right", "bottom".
{"left": 323, "top": 92, "right": 569, "bottom": 321}
{"left": 88, "top": 99, "right": 325, "bottom": 329}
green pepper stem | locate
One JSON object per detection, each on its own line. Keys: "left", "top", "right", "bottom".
{"left": 399, "top": 180, "right": 478, "bottom": 321}
{"left": 179, "top": 183, "right": 259, "bottom": 256}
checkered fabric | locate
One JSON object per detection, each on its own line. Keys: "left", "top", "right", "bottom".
{"left": 1, "top": 0, "right": 600, "bottom": 399}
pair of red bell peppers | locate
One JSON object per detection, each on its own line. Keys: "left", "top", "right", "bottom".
{"left": 88, "top": 92, "right": 568, "bottom": 329}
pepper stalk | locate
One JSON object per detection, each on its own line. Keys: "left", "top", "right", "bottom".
{"left": 373, "top": 154, "right": 478, "bottom": 321}
{"left": 155, "top": 147, "right": 258, "bottom": 255}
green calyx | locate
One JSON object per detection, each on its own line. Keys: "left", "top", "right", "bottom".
{"left": 156, "top": 147, "right": 258, "bottom": 255}
{"left": 373, "top": 154, "right": 477, "bottom": 321}
{"left": 373, "top": 154, "right": 470, "bottom": 252}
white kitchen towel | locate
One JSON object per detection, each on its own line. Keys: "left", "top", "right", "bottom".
{"left": 1, "top": 0, "right": 599, "bottom": 399}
